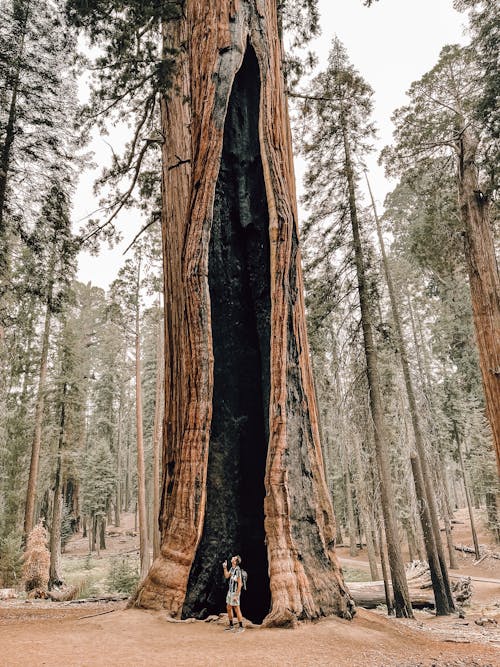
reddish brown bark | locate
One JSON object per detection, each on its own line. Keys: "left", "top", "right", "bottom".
{"left": 131, "top": 0, "right": 353, "bottom": 625}
{"left": 457, "top": 129, "right": 500, "bottom": 477}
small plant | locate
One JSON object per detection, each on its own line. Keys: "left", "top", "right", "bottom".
{"left": 106, "top": 556, "right": 139, "bottom": 595}
{"left": 22, "top": 521, "right": 50, "bottom": 593}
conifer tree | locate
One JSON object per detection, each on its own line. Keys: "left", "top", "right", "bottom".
{"left": 298, "top": 37, "right": 412, "bottom": 618}
{"left": 382, "top": 44, "right": 500, "bottom": 475}
{"left": 0, "top": 0, "right": 78, "bottom": 302}
{"left": 23, "top": 183, "right": 79, "bottom": 540}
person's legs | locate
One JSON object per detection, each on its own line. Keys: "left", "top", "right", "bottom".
{"left": 225, "top": 603, "right": 234, "bottom": 630}
{"left": 233, "top": 605, "right": 244, "bottom": 633}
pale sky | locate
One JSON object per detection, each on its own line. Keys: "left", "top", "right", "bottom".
{"left": 75, "top": 0, "right": 466, "bottom": 288}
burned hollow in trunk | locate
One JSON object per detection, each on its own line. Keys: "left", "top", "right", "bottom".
{"left": 182, "top": 46, "right": 271, "bottom": 623}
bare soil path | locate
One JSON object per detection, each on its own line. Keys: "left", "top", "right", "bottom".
{"left": 1, "top": 604, "right": 499, "bottom": 667}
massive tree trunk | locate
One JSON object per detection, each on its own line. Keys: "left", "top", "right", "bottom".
{"left": 132, "top": 0, "right": 353, "bottom": 626}
{"left": 457, "top": 129, "right": 500, "bottom": 476}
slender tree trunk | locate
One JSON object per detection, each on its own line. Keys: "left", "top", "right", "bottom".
{"left": 152, "top": 310, "right": 163, "bottom": 560}
{"left": 454, "top": 425, "right": 481, "bottom": 559}
{"left": 353, "top": 437, "right": 379, "bottom": 580}
{"left": 115, "top": 386, "right": 123, "bottom": 527}
{"left": 443, "top": 513, "right": 458, "bottom": 569}
{"left": 377, "top": 523, "right": 393, "bottom": 615}
{"left": 341, "top": 113, "right": 412, "bottom": 617}
{"left": 457, "top": 130, "right": 500, "bottom": 475}
{"left": 99, "top": 518, "right": 106, "bottom": 550}
{"left": 24, "top": 281, "right": 54, "bottom": 540}
{"left": 410, "top": 456, "right": 450, "bottom": 614}
{"left": 134, "top": 261, "right": 149, "bottom": 581}
{"left": 132, "top": 1, "right": 353, "bottom": 625}
{"left": 345, "top": 469, "right": 358, "bottom": 557}
{"left": 366, "top": 172, "right": 453, "bottom": 613}
{"left": 49, "top": 382, "right": 67, "bottom": 588}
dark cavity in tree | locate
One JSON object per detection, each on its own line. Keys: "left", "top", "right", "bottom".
{"left": 182, "top": 44, "right": 271, "bottom": 624}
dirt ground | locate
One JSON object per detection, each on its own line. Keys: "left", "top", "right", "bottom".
{"left": 1, "top": 507, "right": 499, "bottom": 667}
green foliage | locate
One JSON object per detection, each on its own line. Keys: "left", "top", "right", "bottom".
{"left": 106, "top": 555, "right": 139, "bottom": 594}
{"left": 0, "top": 533, "right": 23, "bottom": 587}
{"left": 0, "top": 0, "right": 80, "bottom": 221}
{"left": 82, "top": 440, "right": 116, "bottom": 518}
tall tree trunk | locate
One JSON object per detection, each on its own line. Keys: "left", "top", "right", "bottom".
{"left": 366, "top": 172, "right": 454, "bottom": 613}
{"left": 410, "top": 456, "right": 450, "bottom": 614}
{"left": 454, "top": 424, "right": 481, "bottom": 559}
{"left": 134, "top": 262, "right": 149, "bottom": 580}
{"left": 377, "top": 522, "right": 393, "bottom": 615}
{"left": 457, "top": 129, "right": 500, "bottom": 476}
{"left": 352, "top": 437, "right": 379, "bottom": 580}
{"left": 24, "top": 281, "right": 54, "bottom": 540}
{"left": 341, "top": 114, "right": 412, "bottom": 617}
{"left": 344, "top": 467, "right": 358, "bottom": 557}
{"left": 152, "top": 309, "right": 163, "bottom": 560}
{"left": 49, "top": 382, "right": 67, "bottom": 588}
{"left": 115, "top": 388, "right": 123, "bottom": 527}
{"left": 132, "top": 1, "right": 353, "bottom": 626}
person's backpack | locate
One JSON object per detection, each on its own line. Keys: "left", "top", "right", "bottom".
{"left": 240, "top": 568, "right": 248, "bottom": 591}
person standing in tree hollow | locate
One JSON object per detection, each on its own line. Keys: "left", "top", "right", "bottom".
{"left": 222, "top": 555, "right": 244, "bottom": 633}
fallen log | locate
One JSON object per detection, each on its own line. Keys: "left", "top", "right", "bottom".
{"left": 454, "top": 543, "right": 500, "bottom": 560}
{"left": 67, "top": 594, "right": 129, "bottom": 604}
{"left": 348, "top": 581, "right": 435, "bottom": 609}
{"left": 346, "top": 561, "right": 472, "bottom": 610}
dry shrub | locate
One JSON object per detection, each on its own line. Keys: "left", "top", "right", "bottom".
{"left": 22, "top": 521, "right": 50, "bottom": 593}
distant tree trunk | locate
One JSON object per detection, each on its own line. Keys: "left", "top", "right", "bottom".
{"left": 342, "top": 112, "right": 412, "bottom": 617}
{"left": 115, "top": 385, "right": 123, "bottom": 528}
{"left": 99, "top": 518, "right": 106, "bottom": 550}
{"left": 134, "top": 260, "right": 149, "bottom": 581}
{"left": 132, "top": 1, "right": 353, "bottom": 625}
{"left": 454, "top": 425, "right": 481, "bottom": 559}
{"left": 353, "top": 438, "right": 379, "bottom": 580}
{"left": 345, "top": 469, "right": 358, "bottom": 557}
{"left": 485, "top": 492, "right": 500, "bottom": 544}
{"left": 24, "top": 278, "right": 54, "bottom": 540}
{"left": 377, "top": 522, "right": 393, "bottom": 615}
{"left": 49, "top": 382, "right": 67, "bottom": 588}
{"left": 410, "top": 455, "right": 450, "bottom": 615}
{"left": 152, "top": 311, "right": 163, "bottom": 560}
{"left": 457, "top": 129, "right": 500, "bottom": 476}
{"left": 366, "top": 172, "right": 453, "bottom": 614}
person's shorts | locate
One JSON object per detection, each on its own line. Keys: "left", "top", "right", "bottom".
{"left": 226, "top": 591, "right": 240, "bottom": 607}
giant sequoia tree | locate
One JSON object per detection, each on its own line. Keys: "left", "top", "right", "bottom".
{"left": 127, "top": 1, "right": 354, "bottom": 625}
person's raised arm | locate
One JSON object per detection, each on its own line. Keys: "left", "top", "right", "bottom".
{"left": 222, "top": 560, "right": 230, "bottom": 579}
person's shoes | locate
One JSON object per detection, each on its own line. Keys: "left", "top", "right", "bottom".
{"left": 224, "top": 625, "right": 235, "bottom": 632}
{"left": 235, "top": 626, "right": 245, "bottom": 634}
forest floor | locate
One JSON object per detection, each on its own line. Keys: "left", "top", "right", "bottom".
{"left": 1, "top": 508, "right": 499, "bottom": 666}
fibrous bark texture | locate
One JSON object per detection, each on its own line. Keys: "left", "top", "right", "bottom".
{"left": 457, "top": 130, "right": 500, "bottom": 477}
{"left": 132, "top": 0, "right": 353, "bottom": 625}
